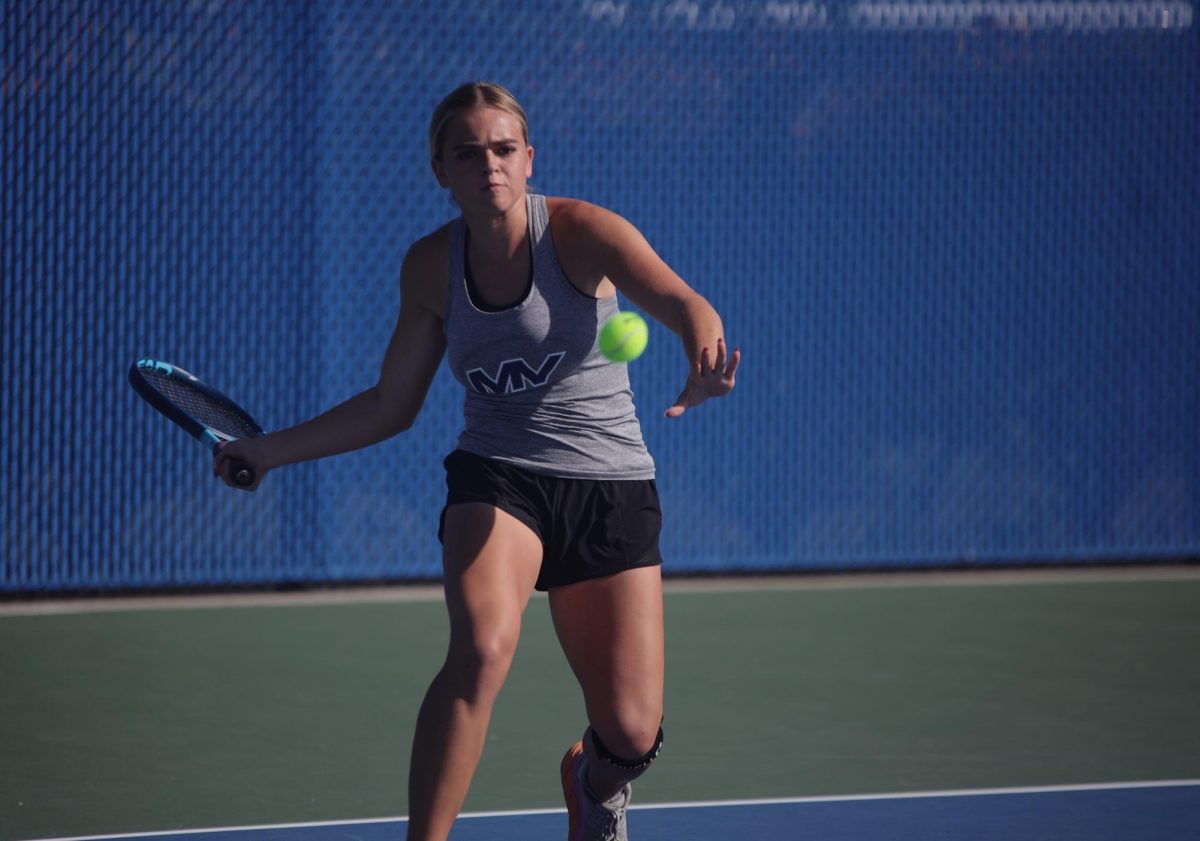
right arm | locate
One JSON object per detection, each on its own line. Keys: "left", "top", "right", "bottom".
{"left": 214, "top": 239, "right": 447, "bottom": 489}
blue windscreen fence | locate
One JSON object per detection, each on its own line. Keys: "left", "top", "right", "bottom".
{"left": 3, "top": 1, "right": 1197, "bottom": 592}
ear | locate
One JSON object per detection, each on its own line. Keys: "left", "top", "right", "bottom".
{"left": 525, "top": 144, "right": 534, "bottom": 179}
{"left": 431, "top": 157, "right": 450, "bottom": 188}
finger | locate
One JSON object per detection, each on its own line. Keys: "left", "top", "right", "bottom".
{"left": 699, "top": 346, "right": 713, "bottom": 375}
{"left": 724, "top": 347, "right": 742, "bottom": 379}
{"left": 665, "top": 380, "right": 693, "bottom": 418}
{"left": 713, "top": 338, "right": 727, "bottom": 373}
{"left": 214, "top": 452, "right": 240, "bottom": 487}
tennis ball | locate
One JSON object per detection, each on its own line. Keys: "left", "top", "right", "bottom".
{"left": 599, "top": 312, "right": 648, "bottom": 363}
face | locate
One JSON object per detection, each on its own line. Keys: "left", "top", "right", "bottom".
{"left": 432, "top": 107, "right": 533, "bottom": 215}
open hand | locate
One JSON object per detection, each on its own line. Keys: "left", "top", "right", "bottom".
{"left": 665, "top": 338, "right": 740, "bottom": 418}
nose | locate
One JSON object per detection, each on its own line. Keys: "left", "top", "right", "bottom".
{"left": 482, "top": 149, "right": 502, "bottom": 173}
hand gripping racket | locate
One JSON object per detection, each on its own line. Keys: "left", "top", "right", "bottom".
{"left": 129, "top": 359, "right": 262, "bottom": 487}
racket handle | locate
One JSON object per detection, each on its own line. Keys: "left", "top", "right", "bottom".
{"left": 229, "top": 460, "right": 256, "bottom": 487}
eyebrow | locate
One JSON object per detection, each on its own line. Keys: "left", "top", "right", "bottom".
{"left": 451, "top": 138, "right": 520, "bottom": 149}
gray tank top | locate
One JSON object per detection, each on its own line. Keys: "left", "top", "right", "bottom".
{"left": 444, "top": 194, "right": 655, "bottom": 480}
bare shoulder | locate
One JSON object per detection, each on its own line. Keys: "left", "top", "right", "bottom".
{"left": 546, "top": 196, "right": 631, "bottom": 243}
{"left": 547, "top": 195, "right": 695, "bottom": 316}
{"left": 546, "top": 195, "right": 606, "bottom": 221}
{"left": 401, "top": 222, "right": 453, "bottom": 318}
{"left": 545, "top": 196, "right": 645, "bottom": 275}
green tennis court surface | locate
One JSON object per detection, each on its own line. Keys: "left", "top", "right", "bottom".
{"left": 2, "top": 571, "right": 1198, "bottom": 840}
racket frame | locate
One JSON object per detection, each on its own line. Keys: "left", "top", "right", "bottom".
{"left": 128, "top": 359, "right": 262, "bottom": 487}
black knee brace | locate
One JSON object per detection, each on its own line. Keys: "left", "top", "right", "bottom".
{"left": 588, "top": 723, "right": 664, "bottom": 772}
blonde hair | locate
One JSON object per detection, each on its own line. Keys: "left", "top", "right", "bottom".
{"left": 428, "top": 81, "right": 529, "bottom": 161}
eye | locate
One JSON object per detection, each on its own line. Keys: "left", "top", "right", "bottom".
{"left": 455, "top": 148, "right": 480, "bottom": 161}
{"left": 496, "top": 145, "right": 517, "bottom": 157}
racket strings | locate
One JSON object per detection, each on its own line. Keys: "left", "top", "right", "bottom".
{"left": 140, "top": 369, "right": 261, "bottom": 439}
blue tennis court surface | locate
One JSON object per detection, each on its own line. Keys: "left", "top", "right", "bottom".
{"left": 32, "top": 781, "right": 1200, "bottom": 841}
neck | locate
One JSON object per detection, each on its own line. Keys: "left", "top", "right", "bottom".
{"left": 464, "top": 194, "right": 529, "bottom": 261}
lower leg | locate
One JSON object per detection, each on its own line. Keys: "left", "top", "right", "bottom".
{"left": 404, "top": 664, "right": 500, "bottom": 841}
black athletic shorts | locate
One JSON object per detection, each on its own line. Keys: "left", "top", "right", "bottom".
{"left": 438, "top": 449, "right": 663, "bottom": 591}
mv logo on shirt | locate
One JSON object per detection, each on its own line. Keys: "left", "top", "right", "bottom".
{"left": 467, "top": 351, "right": 566, "bottom": 395}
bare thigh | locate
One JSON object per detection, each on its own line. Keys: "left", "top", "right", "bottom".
{"left": 441, "top": 503, "right": 543, "bottom": 689}
{"left": 548, "top": 565, "right": 665, "bottom": 756}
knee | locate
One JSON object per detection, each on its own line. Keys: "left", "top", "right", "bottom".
{"left": 444, "top": 629, "right": 519, "bottom": 703}
{"left": 591, "top": 704, "right": 664, "bottom": 759}
{"left": 586, "top": 717, "right": 665, "bottom": 778}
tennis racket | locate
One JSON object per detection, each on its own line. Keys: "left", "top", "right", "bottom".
{"left": 129, "top": 359, "right": 262, "bottom": 488}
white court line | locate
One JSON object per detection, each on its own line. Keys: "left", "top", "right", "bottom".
{"left": 21, "top": 778, "right": 1200, "bottom": 841}
{"left": 635, "top": 777, "right": 1200, "bottom": 810}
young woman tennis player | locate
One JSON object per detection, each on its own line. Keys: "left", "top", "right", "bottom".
{"left": 215, "top": 81, "right": 739, "bottom": 841}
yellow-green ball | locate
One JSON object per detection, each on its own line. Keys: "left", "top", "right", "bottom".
{"left": 599, "top": 312, "right": 648, "bottom": 363}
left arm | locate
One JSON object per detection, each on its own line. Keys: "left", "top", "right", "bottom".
{"left": 554, "top": 199, "right": 740, "bottom": 417}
